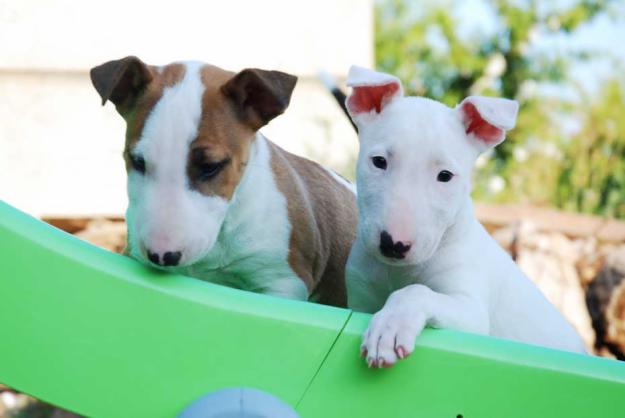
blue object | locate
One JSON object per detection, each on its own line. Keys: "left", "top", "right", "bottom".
{"left": 177, "top": 387, "right": 300, "bottom": 418}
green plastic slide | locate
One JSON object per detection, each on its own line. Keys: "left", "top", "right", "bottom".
{"left": 0, "top": 200, "right": 624, "bottom": 417}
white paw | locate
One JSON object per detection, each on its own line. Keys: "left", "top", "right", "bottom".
{"left": 360, "top": 306, "right": 426, "bottom": 368}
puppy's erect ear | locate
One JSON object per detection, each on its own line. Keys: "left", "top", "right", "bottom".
{"left": 90, "top": 56, "right": 153, "bottom": 111}
{"left": 345, "top": 65, "right": 403, "bottom": 125}
{"left": 221, "top": 68, "right": 298, "bottom": 130}
{"left": 457, "top": 96, "right": 518, "bottom": 151}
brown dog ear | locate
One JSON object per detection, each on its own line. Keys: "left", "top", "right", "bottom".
{"left": 221, "top": 69, "right": 297, "bottom": 130}
{"left": 90, "top": 56, "right": 153, "bottom": 111}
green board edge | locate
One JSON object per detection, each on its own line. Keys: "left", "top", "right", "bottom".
{"left": 0, "top": 201, "right": 350, "bottom": 417}
{"left": 298, "top": 313, "right": 625, "bottom": 417}
{"left": 0, "top": 200, "right": 624, "bottom": 417}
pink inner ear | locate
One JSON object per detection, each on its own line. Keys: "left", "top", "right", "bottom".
{"left": 348, "top": 82, "right": 399, "bottom": 114}
{"left": 462, "top": 102, "right": 504, "bottom": 144}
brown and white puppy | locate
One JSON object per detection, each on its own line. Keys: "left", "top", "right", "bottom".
{"left": 90, "top": 57, "right": 357, "bottom": 306}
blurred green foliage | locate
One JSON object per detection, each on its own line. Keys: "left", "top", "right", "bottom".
{"left": 375, "top": 0, "right": 625, "bottom": 218}
{"left": 556, "top": 80, "right": 625, "bottom": 218}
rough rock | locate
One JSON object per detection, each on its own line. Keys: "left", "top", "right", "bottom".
{"left": 586, "top": 247, "right": 625, "bottom": 360}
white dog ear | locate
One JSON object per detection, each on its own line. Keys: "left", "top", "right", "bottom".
{"left": 345, "top": 65, "right": 403, "bottom": 125}
{"left": 456, "top": 96, "right": 518, "bottom": 151}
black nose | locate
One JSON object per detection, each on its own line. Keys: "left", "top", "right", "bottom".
{"left": 147, "top": 250, "right": 160, "bottom": 265}
{"left": 146, "top": 250, "right": 182, "bottom": 266}
{"left": 163, "top": 251, "right": 182, "bottom": 266}
{"left": 379, "top": 231, "right": 411, "bottom": 259}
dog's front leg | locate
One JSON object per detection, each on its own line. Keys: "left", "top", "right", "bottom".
{"left": 361, "top": 283, "right": 489, "bottom": 367}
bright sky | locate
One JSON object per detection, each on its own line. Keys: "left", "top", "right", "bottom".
{"left": 453, "top": 0, "right": 625, "bottom": 94}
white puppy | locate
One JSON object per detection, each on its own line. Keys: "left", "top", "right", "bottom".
{"left": 344, "top": 66, "right": 586, "bottom": 368}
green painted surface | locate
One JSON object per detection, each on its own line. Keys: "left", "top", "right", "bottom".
{"left": 297, "top": 312, "right": 625, "bottom": 417}
{"left": 1, "top": 200, "right": 624, "bottom": 417}
{"left": 0, "top": 201, "right": 350, "bottom": 417}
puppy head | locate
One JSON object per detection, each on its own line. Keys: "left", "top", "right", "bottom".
{"left": 90, "top": 57, "right": 297, "bottom": 267}
{"left": 346, "top": 65, "right": 517, "bottom": 265}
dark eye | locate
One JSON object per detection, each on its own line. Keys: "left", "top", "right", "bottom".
{"left": 437, "top": 170, "right": 454, "bottom": 182}
{"left": 130, "top": 154, "right": 146, "bottom": 174}
{"left": 372, "top": 156, "right": 387, "bottom": 170}
{"left": 198, "top": 159, "right": 229, "bottom": 182}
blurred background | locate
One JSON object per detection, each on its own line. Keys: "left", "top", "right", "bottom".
{"left": 1, "top": 0, "right": 624, "bottom": 416}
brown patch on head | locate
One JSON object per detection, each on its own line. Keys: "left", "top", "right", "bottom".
{"left": 91, "top": 56, "right": 153, "bottom": 109}
{"left": 121, "top": 63, "right": 186, "bottom": 170}
{"left": 185, "top": 65, "right": 256, "bottom": 200}
{"left": 221, "top": 69, "right": 297, "bottom": 130}
{"left": 91, "top": 58, "right": 297, "bottom": 202}
{"left": 90, "top": 57, "right": 186, "bottom": 169}
{"left": 186, "top": 65, "right": 297, "bottom": 200}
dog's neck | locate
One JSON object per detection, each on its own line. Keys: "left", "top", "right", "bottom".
{"left": 420, "top": 197, "right": 483, "bottom": 276}
{"left": 220, "top": 132, "right": 268, "bottom": 234}
{"left": 439, "top": 197, "right": 477, "bottom": 252}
